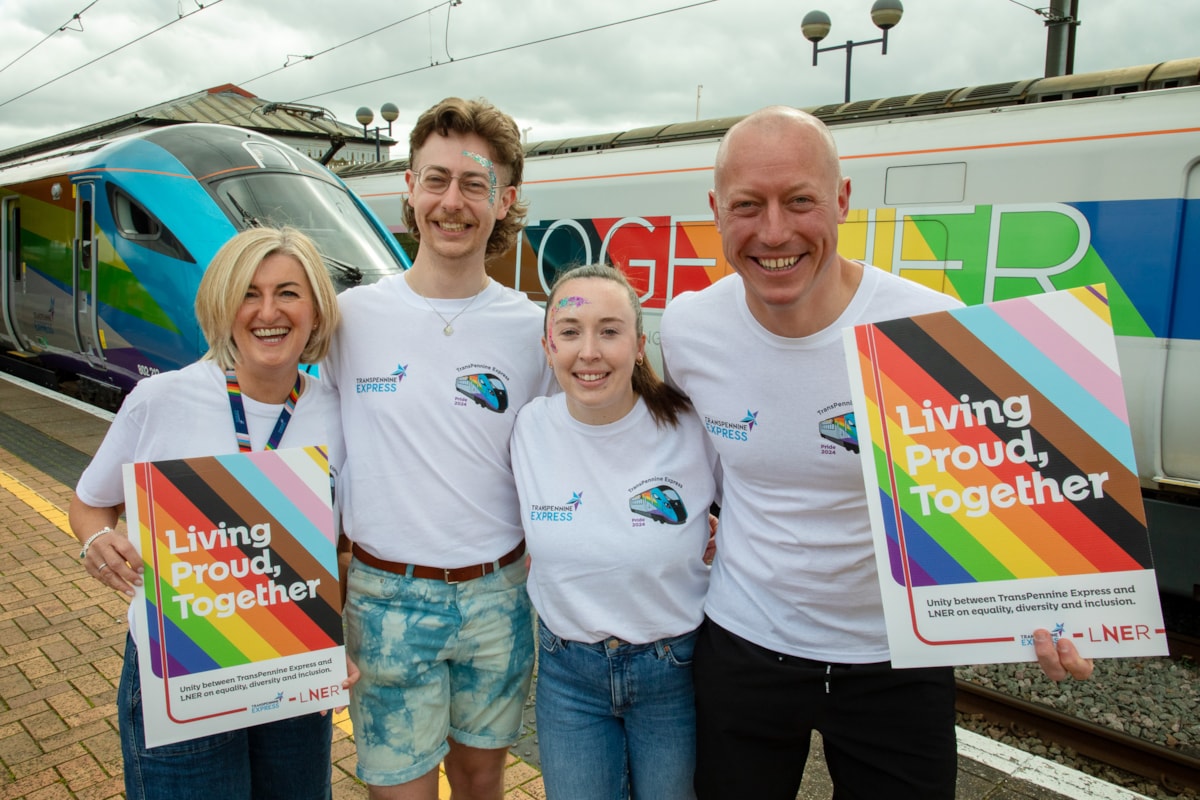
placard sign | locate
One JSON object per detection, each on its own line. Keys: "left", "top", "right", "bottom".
{"left": 123, "top": 446, "right": 346, "bottom": 747}
{"left": 844, "top": 285, "right": 1167, "bottom": 667}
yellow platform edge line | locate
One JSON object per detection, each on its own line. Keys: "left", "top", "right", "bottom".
{"left": 0, "top": 468, "right": 72, "bottom": 535}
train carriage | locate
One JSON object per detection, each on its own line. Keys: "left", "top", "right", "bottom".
{"left": 0, "top": 123, "right": 409, "bottom": 405}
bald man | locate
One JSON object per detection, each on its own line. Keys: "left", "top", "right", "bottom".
{"left": 660, "top": 106, "right": 1092, "bottom": 799}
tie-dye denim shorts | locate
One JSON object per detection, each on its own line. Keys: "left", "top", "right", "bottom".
{"left": 343, "top": 556, "right": 534, "bottom": 786}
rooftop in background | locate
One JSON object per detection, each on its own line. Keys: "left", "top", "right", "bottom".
{"left": 0, "top": 84, "right": 398, "bottom": 168}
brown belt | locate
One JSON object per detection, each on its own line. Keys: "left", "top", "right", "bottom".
{"left": 351, "top": 541, "right": 525, "bottom": 584}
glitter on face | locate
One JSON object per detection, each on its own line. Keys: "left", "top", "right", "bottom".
{"left": 556, "top": 296, "right": 589, "bottom": 311}
{"left": 463, "top": 150, "right": 498, "bottom": 206}
{"left": 547, "top": 295, "right": 589, "bottom": 353}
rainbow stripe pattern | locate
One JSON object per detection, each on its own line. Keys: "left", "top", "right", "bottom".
{"left": 852, "top": 285, "right": 1151, "bottom": 589}
{"left": 131, "top": 447, "right": 341, "bottom": 679}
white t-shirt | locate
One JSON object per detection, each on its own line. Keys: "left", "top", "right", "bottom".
{"left": 511, "top": 395, "right": 717, "bottom": 643}
{"left": 661, "top": 264, "right": 962, "bottom": 662}
{"left": 324, "top": 275, "right": 553, "bottom": 566}
{"left": 75, "top": 360, "right": 343, "bottom": 630}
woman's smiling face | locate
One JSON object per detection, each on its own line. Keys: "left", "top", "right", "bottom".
{"left": 545, "top": 276, "right": 646, "bottom": 425}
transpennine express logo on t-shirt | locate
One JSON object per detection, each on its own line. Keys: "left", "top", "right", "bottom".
{"left": 703, "top": 409, "right": 758, "bottom": 442}
{"left": 354, "top": 364, "right": 407, "bottom": 394}
{"left": 529, "top": 492, "right": 583, "bottom": 523}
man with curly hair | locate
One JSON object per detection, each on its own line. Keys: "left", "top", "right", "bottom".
{"left": 324, "top": 97, "right": 552, "bottom": 800}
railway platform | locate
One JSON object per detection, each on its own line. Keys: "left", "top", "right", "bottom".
{"left": 0, "top": 373, "right": 1152, "bottom": 799}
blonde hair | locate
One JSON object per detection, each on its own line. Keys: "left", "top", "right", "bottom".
{"left": 196, "top": 227, "right": 340, "bottom": 369}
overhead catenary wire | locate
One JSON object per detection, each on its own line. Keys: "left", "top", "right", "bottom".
{"left": 0, "top": 0, "right": 716, "bottom": 150}
{"left": 291, "top": 0, "right": 718, "bottom": 105}
{"left": 1004, "top": 0, "right": 1069, "bottom": 19}
{"left": 110, "top": 1, "right": 717, "bottom": 132}
{"left": 0, "top": 0, "right": 225, "bottom": 112}
{"left": 237, "top": 1, "right": 454, "bottom": 87}
{"left": 0, "top": 0, "right": 104, "bottom": 77}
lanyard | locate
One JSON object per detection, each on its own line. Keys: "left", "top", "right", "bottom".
{"left": 225, "top": 370, "right": 302, "bottom": 453}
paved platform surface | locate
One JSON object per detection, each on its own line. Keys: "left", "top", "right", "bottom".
{"left": 0, "top": 374, "right": 1150, "bottom": 799}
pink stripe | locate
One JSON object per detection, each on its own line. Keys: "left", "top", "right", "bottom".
{"left": 991, "top": 300, "right": 1127, "bottom": 423}
{"left": 254, "top": 451, "right": 336, "bottom": 543}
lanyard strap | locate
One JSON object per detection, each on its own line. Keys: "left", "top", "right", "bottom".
{"left": 225, "top": 370, "right": 302, "bottom": 453}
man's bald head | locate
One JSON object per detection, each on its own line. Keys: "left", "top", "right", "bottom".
{"left": 714, "top": 106, "right": 842, "bottom": 193}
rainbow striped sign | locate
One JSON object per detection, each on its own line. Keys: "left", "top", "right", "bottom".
{"left": 124, "top": 446, "right": 346, "bottom": 747}
{"left": 845, "top": 285, "right": 1167, "bottom": 666}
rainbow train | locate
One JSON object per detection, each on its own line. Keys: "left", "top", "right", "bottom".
{"left": 342, "top": 59, "right": 1200, "bottom": 599}
{"left": 819, "top": 413, "right": 859, "bottom": 454}
{"left": 0, "top": 123, "right": 409, "bottom": 406}
{"left": 629, "top": 485, "right": 689, "bottom": 526}
{"left": 455, "top": 372, "right": 509, "bottom": 413}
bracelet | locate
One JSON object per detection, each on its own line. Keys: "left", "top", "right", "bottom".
{"left": 79, "top": 527, "right": 115, "bottom": 560}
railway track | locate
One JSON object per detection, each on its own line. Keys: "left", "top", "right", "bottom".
{"left": 1167, "top": 631, "right": 1200, "bottom": 663}
{"left": 955, "top": 678, "right": 1200, "bottom": 796}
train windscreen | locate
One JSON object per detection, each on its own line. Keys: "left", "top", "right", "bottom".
{"left": 213, "top": 173, "right": 403, "bottom": 290}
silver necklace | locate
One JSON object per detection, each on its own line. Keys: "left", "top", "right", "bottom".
{"left": 412, "top": 277, "right": 489, "bottom": 336}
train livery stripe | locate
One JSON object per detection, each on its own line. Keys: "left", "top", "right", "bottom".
{"left": 512, "top": 126, "right": 1200, "bottom": 187}
{"left": 840, "top": 125, "right": 1200, "bottom": 162}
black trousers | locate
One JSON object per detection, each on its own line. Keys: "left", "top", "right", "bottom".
{"left": 693, "top": 617, "right": 957, "bottom": 800}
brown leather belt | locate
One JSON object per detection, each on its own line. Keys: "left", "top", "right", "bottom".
{"left": 351, "top": 541, "right": 525, "bottom": 584}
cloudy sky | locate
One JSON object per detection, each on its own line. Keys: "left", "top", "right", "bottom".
{"left": 1, "top": 0, "right": 1197, "bottom": 155}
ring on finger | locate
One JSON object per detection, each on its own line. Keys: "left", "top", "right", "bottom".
{"left": 97, "top": 563, "right": 109, "bottom": 573}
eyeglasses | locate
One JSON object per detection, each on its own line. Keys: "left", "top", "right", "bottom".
{"left": 412, "top": 166, "right": 503, "bottom": 202}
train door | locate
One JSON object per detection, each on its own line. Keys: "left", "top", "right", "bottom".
{"left": 0, "top": 195, "right": 29, "bottom": 350}
{"left": 72, "top": 180, "right": 104, "bottom": 367}
{"left": 1159, "top": 162, "right": 1200, "bottom": 487}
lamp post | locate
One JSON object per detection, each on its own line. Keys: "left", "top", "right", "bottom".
{"left": 802, "top": 0, "right": 903, "bottom": 104}
{"left": 355, "top": 103, "right": 399, "bottom": 162}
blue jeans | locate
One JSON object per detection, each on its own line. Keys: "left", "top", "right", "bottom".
{"left": 535, "top": 618, "right": 698, "bottom": 800}
{"left": 118, "top": 635, "right": 333, "bottom": 800}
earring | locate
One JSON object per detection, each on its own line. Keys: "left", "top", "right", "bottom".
{"left": 636, "top": 356, "right": 644, "bottom": 365}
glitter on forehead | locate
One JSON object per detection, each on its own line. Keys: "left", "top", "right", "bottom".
{"left": 463, "top": 150, "right": 497, "bottom": 205}
{"left": 546, "top": 296, "right": 589, "bottom": 353}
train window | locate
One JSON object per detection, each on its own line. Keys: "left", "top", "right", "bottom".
{"left": 107, "top": 186, "right": 195, "bottom": 263}
{"left": 884, "top": 163, "right": 966, "bottom": 205}
{"left": 212, "top": 172, "right": 402, "bottom": 288}
{"left": 242, "top": 142, "right": 298, "bottom": 171}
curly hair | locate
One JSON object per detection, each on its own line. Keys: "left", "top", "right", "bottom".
{"left": 402, "top": 97, "right": 528, "bottom": 262}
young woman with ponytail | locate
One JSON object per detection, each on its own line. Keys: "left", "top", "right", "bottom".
{"left": 510, "top": 263, "right": 717, "bottom": 800}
